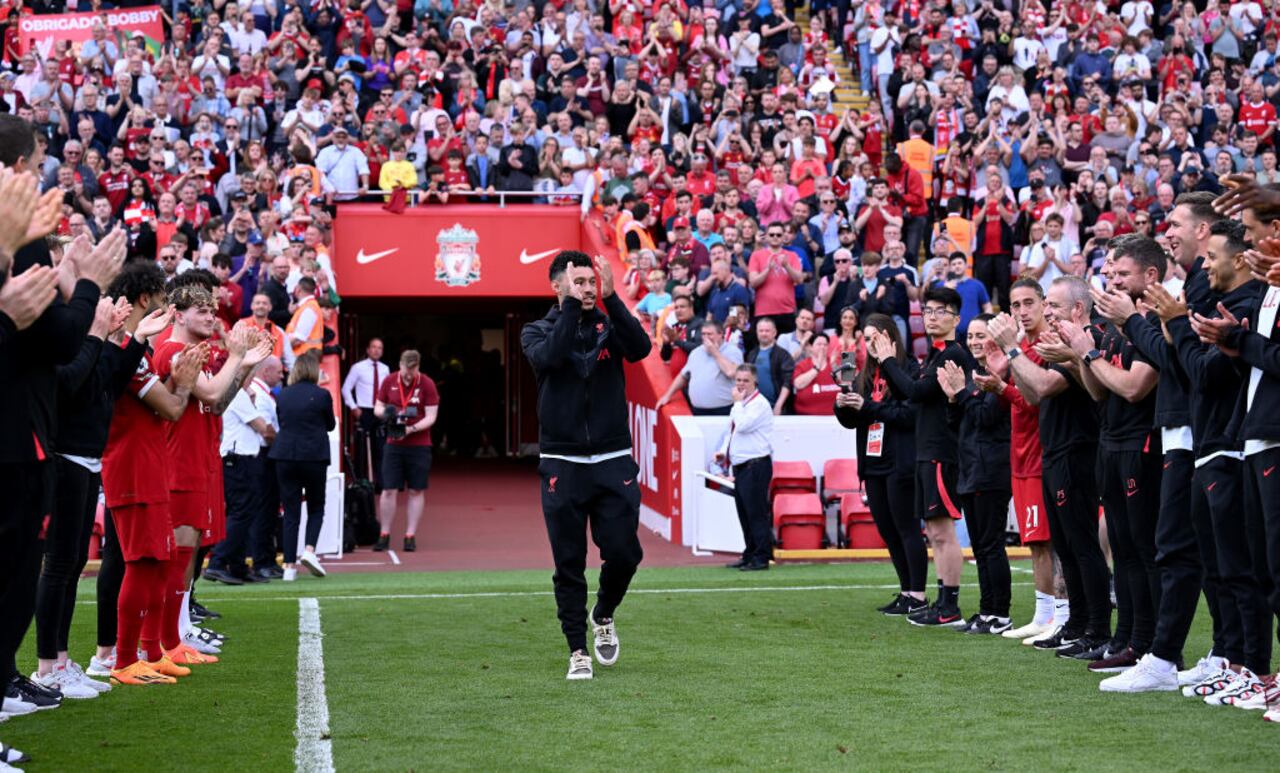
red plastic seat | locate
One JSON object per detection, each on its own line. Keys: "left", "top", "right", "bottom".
{"left": 912, "top": 337, "right": 929, "bottom": 359}
{"left": 821, "top": 459, "right": 859, "bottom": 505}
{"left": 772, "top": 492, "right": 825, "bottom": 550}
{"left": 839, "top": 493, "right": 884, "bottom": 548}
{"left": 769, "top": 460, "right": 816, "bottom": 498}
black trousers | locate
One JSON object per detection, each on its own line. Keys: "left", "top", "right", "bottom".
{"left": 97, "top": 507, "right": 124, "bottom": 649}
{"left": 35, "top": 458, "right": 99, "bottom": 659}
{"left": 0, "top": 461, "right": 54, "bottom": 682}
{"left": 1199, "top": 456, "right": 1271, "bottom": 673}
{"left": 539, "top": 455, "right": 644, "bottom": 653}
{"left": 1243, "top": 447, "right": 1280, "bottom": 650}
{"left": 1150, "top": 451, "right": 1221, "bottom": 665}
{"left": 251, "top": 454, "right": 280, "bottom": 567}
{"left": 902, "top": 214, "right": 929, "bottom": 263}
{"left": 732, "top": 455, "right": 774, "bottom": 566}
{"left": 974, "top": 252, "right": 1012, "bottom": 310}
{"left": 1098, "top": 449, "right": 1163, "bottom": 652}
{"left": 690, "top": 404, "right": 732, "bottom": 417}
{"left": 1043, "top": 447, "right": 1111, "bottom": 638}
{"left": 864, "top": 473, "right": 926, "bottom": 593}
{"left": 210, "top": 454, "right": 265, "bottom": 574}
{"left": 961, "top": 489, "right": 1013, "bottom": 618}
{"left": 356, "top": 411, "right": 386, "bottom": 492}
{"left": 276, "top": 460, "right": 328, "bottom": 564}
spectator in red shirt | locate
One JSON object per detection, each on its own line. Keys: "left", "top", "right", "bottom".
{"left": 854, "top": 178, "right": 904, "bottom": 255}
{"left": 211, "top": 254, "right": 244, "bottom": 329}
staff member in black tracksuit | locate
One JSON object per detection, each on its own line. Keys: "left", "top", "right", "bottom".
{"left": 869, "top": 285, "right": 976, "bottom": 628}
{"left": 521, "top": 250, "right": 652, "bottom": 682}
{"left": 835, "top": 312, "right": 925, "bottom": 617}
{"left": 1114, "top": 220, "right": 1270, "bottom": 693}
{"left": 989, "top": 275, "right": 1112, "bottom": 653}
{"left": 939, "top": 313, "right": 1013, "bottom": 635}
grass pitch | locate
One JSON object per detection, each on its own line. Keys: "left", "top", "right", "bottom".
{"left": 9, "top": 562, "right": 1275, "bottom": 771}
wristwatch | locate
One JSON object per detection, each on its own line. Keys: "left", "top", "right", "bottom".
{"left": 1082, "top": 349, "right": 1104, "bottom": 366}
{"left": 1005, "top": 347, "right": 1021, "bottom": 360}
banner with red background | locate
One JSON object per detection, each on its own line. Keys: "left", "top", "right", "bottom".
{"left": 18, "top": 7, "right": 165, "bottom": 59}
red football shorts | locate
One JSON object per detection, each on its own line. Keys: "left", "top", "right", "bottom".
{"left": 112, "top": 502, "right": 175, "bottom": 562}
{"left": 170, "top": 490, "right": 212, "bottom": 533}
{"left": 1012, "top": 476, "right": 1050, "bottom": 544}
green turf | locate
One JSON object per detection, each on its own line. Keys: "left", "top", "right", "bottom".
{"left": 7, "top": 562, "right": 1276, "bottom": 771}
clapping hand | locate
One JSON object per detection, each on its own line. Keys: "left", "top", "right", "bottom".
{"left": 0, "top": 263, "right": 59, "bottom": 330}
{"left": 1142, "top": 283, "right": 1187, "bottom": 323}
{"left": 938, "top": 359, "right": 966, "bottom": 400}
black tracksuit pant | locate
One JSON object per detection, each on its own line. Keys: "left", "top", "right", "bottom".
{"left": 252, "top": 454, "right": 281, "bottom": 568}
{"left": 1098, "top": 449, "right": 1163, "bottom": 652}
{"left": 0, "top": 461, "right": 54, "bottom": 682}
{"left": 865, "top": 474, "right": 926, "bottom": 594}
{"left": 1150, "top": 450, "right": 1224, "bottom": 666}
{"left": 1043, "top": 447, "right": 1111, "bottom": 638}
{"left": 732, "top": 455, "right": 774, "bottom": 566}
{"left": 539, "top": 455, "right": 644, "bottom": 653}
{"left": 97, "top": 507, "right": 124, "bottom": 649}
{"left": 961, "top": 490, "right": 1012, "bottom": 618}
{"left": 1244, "top": 447, "right": 1280, "bottom": 652}
{"left": 210, "top": 453, "right": 266, "bottom": 574}
{"left": 35, "top": 458, "right": 99, "bottom": 659}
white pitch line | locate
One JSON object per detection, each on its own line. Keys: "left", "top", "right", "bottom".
{"left": 295, "top": 598, "right": 335, "bottom": 773}
{"left": 387, "top": 550, "right": 401, "bottom": 566}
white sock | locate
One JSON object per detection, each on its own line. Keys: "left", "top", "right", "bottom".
{"left": 1033, "top": 591, "right": 1055, "bottom": 625}
{"left": 1053, "top": 598, "right": 1070, "bottom": 628}
{"left": 179, "top": 591, "right": 192, "bottom": 638}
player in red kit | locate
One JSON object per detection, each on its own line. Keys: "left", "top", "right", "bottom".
{"left": 100, "top": 258, "right": 211, "bottom": 684}
{"left": 152, "top": 287, "right": 272, "bottom": 660}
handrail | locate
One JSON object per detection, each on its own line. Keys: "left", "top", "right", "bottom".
{"left": 333, "top": 189, "right": 585, "bottom": 207}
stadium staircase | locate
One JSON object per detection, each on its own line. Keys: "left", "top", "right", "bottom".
{"left": 792, "top": 8, "right": 870, "bottom": 114}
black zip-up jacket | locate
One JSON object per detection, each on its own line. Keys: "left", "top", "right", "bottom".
{"left": 55, "top": 334, "right": 149, "bottom": 459}
{"left": 834, "top": 358, "right": 918, "bottom": 479}
{"left": 880, "top": 339, "right": 975, "bottom": 464}
{"left": 1168, "top": 281, "right": 1260, "bottom": 457}
{"left": 0, "top": 240, "right": 99, "bottom": 464}
{"left": 1224, "top": 283, "right": 1280, "bottom": 443}
{"left": 949, "top": 380, "right": 1012, "bottom": 494}
{"left": 521, "top": 293, "right": 652, "bottom": 456}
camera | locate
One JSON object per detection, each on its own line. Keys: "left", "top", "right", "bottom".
{"left": 832, "top": 351, "right": 858, "bottom": 394}
{"left": 382, "top": 404, "right": 420, "bottom": 440}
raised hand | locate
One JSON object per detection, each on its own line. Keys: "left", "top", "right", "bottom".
{"left": 225, "top": 323, "right": 254, "bottom": 357}
{"left": 986, "top": 312, "right": 1020, "bottom": 349}
{"left": 594, "top": 254, "right": 615, "bottom": 299}
{"left": 1190, "top": 302, "right": 1247, "bottom": 354}
{"left": 172, "top": 342, "right": 209, "bottom": 390}
{"left": 77, "top": 228, "right": 128, "bottom": 291}
{"left": 0, "top": 263, "right": 59, "bottom": 330}
{"left": 1213, "top": 174, "right": 1280, "bottom": 216}
{"left": 983, "top": 339, "right": 1010, "bottom": 377}
{"left": 242, "top": 333, "right": 273, "bottom": 367}
{"left": 108, "top": 296, "right": 132, "bottom": 334}
{"left": 1090, "top": 286, "right": 1137, "bottom": 326}
{"left": 1054, "top": 318, "right": 1093, "bottom": 357}
{"left": 89, "top": 296, "right": 116, "bottom": 339}
{"left": 938, "top": 359, "right": 966, "bottom": 399}
{"left": 1143, "top": 283, "right": 1187, "bottom": 323}
{"left": 134, "top": 306, "right": 173, "bottom": 343}
{"left": 24, "top": 187, "right": 65, "bottom": 246}
{"left": 1034, "top": 329, "right": 1075, "bottom": 363}
{"left": 0, "top": 172, "right": 39, "bottom": 255}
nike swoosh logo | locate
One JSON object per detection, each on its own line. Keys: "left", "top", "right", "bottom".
{"left": 1266, "top": 466, "right": 1276, "bottom": 477}
{"left": 928, "top": 504, "right": 939, "bottom": 511}
{"left": 1126, "top": 489, "right": 1139, "bottom": 497}
{"left": 623, "top": 479, "right": 633, "bottom": 486}
{"left": 1207, "top": 481, "right": 1218, "bottom": 492}
{"left": 519, "top": 248, "right": 559, "bottom": 265}
{"left": 357, "top": 248, "right": 399, "bottom": 265}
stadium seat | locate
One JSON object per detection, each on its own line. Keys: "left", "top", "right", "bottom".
{"left": 769, "top": 460, "right": 816, "bottom": 498}
{"left": 821, "top": 458, "right": 859, "bottom": 505}
{"left": 908, "top": 314, "right": 925, "bottom": 336}
{"left": 840, "top": 493, "right": 884, "bottom": 549}
{"left": 912, "top": 337, "right": 930, "bottom": 359}
{"left": 773, "top": 492, "right": 825, "bottom": 550}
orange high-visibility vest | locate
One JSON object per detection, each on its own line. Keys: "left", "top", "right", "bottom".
{"left": 285, "top": 296, "right": 324, "bottom": 356}
{"left": 898, "top": 137, "right": 936, "bottom": 194}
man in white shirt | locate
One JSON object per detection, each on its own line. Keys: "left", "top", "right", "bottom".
{"left": 1119, "top": 0, "right": 1154, "bottom": 35}
{"left": 715, "top": 364, "right": 775, "bottom": 571}
{"left": 730, "top": 16, "right": 761, "bottom": 75}
{"left": 342, "top": 338, "right": 391, "bottom": 492}
{"left": 316, "top": 126, "right": 370, "bottom": 200}
{"left": 1024, "top": 212, "right": 1076, "bottom": 291}
{"left": 871, "top": 14, "right": 901, "bottom": 120}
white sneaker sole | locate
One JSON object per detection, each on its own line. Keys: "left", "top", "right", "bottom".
{"left": 300, "top": 555, "right": 326, "bottom": 577}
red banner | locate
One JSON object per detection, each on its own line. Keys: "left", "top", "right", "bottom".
{"left": 331, "top": 204, "right": 584, "bottom": 298}
{"left": 18, "top": 7, "right": 165, "bottom": 59}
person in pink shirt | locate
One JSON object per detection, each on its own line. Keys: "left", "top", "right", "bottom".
{"left": 755, "top": 162, "right": 801, "bottom": 227}
{"left": 748, "top": 223, "right": 805, "bottom": 333}
{"left": 790, "top": 137, "right": 827, "bottom": 199}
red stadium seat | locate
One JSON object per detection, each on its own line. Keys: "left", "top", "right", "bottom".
{"left": 839, "top": 493, "right": 884, "bottom": 548}
{"left": 769, "top": 460, "right": 816, "bottom": 498}
{"left": 908, "top": 314, "right": 925, "bottom": 336}
{"left": 772, "top": 492, "right": 825, "bottom": 550}
{"left": 821, "top": 458, "right": 859, "bottom": 505}
{"left": 912, "top": 337, "right": 930, "bottom": 359}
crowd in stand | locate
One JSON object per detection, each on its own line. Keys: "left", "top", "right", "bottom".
{"left": 2, "top": 0, "right": 1280, "bottom": 764}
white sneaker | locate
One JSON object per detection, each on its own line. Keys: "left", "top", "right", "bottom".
{"left": 64, "top": 661, "right": 110, "bottom": 694}
{"left": 0, "top": 761, "right": 23, "bottom": 773}
{"left": 31, "top": 667, "right": 97, "bottom": 700}
{"left": 1178, "top": 653, "right": 1229, "bottom": 687}
{"left": 1264, "top": 704, "right": 1280, "bottom": 723}
{"left": 566, "top": 650, "right": 593, "bottom": 681}
{"left": 590, "top": 609, "right": 619, "bottom": 666}
{"left": 0, "top": 740, "right": 28, "bottom": 766}
{"left": 1099, "top": 654, "right": 1179, "bottom": 693}
{"left": 282, "top": 568, "right": 297, "bottom": 582}
{"left": 0, "top": 696, "right": 34, "bottom": 717}
{"left": 1204, "top": 669, "right": 1262, "bottom": 706}
{"left": 86, "top": 651, "right": 115, "bottom": 677}
{"left": 1023, "top": 623, "right": 1062, "bottom": 646}
{"left": 299, "top": 552, "right": 326, "bottom": 578}
{"left": 1222, "top": 673, "right": 1274, "bottom": 711}
{"left": 182, "top": 630, "right": 222, "bottom": 656}
{"left": 1004, "top": 620, "right": 1052, "bottom": 640}
{"left": 1183, "top": 666, "right": 1237, "bottom": 698}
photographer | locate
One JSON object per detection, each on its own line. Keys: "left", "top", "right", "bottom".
{"left": 372, "top": 349, "right": 439, "bottom": 554}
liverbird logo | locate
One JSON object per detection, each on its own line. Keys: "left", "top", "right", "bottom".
{"left": 434, "top": 223, "right": 482, "bottom": 287}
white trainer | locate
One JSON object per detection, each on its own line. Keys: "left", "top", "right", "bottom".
{"left": 0, "top": 696, "right": 33, "bottom": 717}
{"left": 1204, "top": 669, "right": 1262, "bottom": 706}
{"left": 1183, "top": 667, "right": 1237, "bottom": 698}
{"left": 299, "top": 552, "right": 326, "bottom": 577}
{"left": 1099, "top": 654, "right": 1179, "bottom": 693}
{"left": 1023, "top": 624, "right": 1062, "bottom": 646}
{"left": 1178, "top": 653, "right": 1229, "bottom": 687}
{"left": 566, "top": 650, "right": 593, "bottom": 681}
{"left": 1264, "top": 704, "right": 1280, "bottom": 723}
{"left": 86, "top": 651, "right": 115, "bottom": 677}
{"left": 65, "top": 661, "right": 110, "bottom": 694}
{"left": 31, "top": 667, "right": 97, "bottom": 700}
{"left": 1223, "top": 674, "right": 1275, "bottom": 711}
{"left": 590, "top": 610, "right": 619, "bottom": 666}
{"left": 182, "top": 630, "right": 222, "bottom": 656}
{"left": 282, "top": 567, "right": 298, "bottom": 582}
{"left": 0, "top": 740, "right": 28, "bottom": 766}
{"left": 0, "top": 760, "right": 23, "bottom": 773}
{"left": 1004, "top": 621, "right": 1052, "bottom": 640}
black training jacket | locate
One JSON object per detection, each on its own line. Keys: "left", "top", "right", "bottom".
{"left": 880, "top": 339, "right": 975, "bottom": 464}
{"left": 949, "top": 380, "right": 1012, "bottom": 494}
{"left": 835, "top": 358, "right": 918, "bottom": 479}
{"left": 1224, "top": 284, "right": 1280, "bottom": 443}
{"left": 55, "top": 335, "right": 149, "bottom": 459}
{"left": 1169, "top": 281, "right": 1260, "bottom": 457}
{"left": 521, "top": 294, "right": 652, "bottom": 457}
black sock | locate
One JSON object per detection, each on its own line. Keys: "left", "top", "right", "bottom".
{"left": 941, "top": 585, "right": 960, "bottom": 609}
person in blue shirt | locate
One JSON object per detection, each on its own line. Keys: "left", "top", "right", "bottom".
{"left": 698, "top": 253, "right": 753, "bottom": 323}
{"left": 635, "top": 269, "right": 673, "bottom": 323}
{"left": 930, "top": 253, "right": 992, "bottom": 336}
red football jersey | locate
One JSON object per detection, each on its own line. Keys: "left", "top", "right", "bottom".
{"left": 153, "top": 339, "right": 222, "bottom": 493}
{"left": 1003, "top": 335, "right": 1045, "bottom": 479}
{"left": 102, "top": 345, "right": 172, "bottom": 507}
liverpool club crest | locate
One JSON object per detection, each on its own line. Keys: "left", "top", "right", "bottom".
{"left": 434, "top": 223, "right": 481, "bottom": 287}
